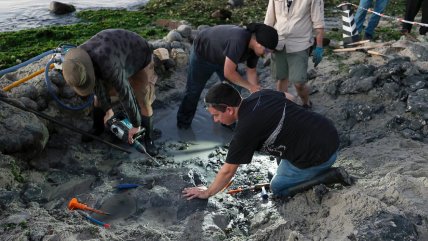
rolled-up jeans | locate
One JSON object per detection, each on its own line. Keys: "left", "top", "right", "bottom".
{"left": 270, "top": 151, "right": 337, "bottom": 197}
{"left": 354, "top": 0, "right": 389, "bottom": 37}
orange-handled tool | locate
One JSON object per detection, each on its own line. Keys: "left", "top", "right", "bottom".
{"left": 226, "top": 183, "right": 270, "bottom": 195}
{"left": 68, "top": 198, "right": 110, "bottom": 215}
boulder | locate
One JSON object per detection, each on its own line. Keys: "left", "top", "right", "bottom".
{"left": 176, "top": 25, "right": 192, "bottom": 39}
{"left": 153, "top": 48, "right": 170, "bottom": 61}
{"left": 49, "top": 1, "right": 76, "bottom": 15}
{"left": 171, "top": 48, "right": 188, "bottom": 67}
{"left": 0, "top": 99, "right": 49, "bottom": 160}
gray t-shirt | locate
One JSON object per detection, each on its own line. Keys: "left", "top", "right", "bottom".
{"left": 194, "top": 25, "right": 259, "bottom": 68}
{"left": 80, "top": 29, "right": 152, "bottom": 127}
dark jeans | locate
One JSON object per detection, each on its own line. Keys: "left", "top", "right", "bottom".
{"left": 402, "top": 0, "right": 428, "bottom": 35}
{"left": 177, "top": 48, "right": 225, "bottom": 127}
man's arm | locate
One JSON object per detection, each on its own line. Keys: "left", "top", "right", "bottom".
{"left": 182, "top": 163, "right": 239, "bottom": 200}
{"left": 246, "top": 67, "right": 258, "bottom": 87}
{"left": 224, "top": 57, "right": 259, "bottom": 93}
{"left": 314, "top": 28, "right": 324, "bottom": 47}
{"left": 264, "top": 0, "right": 276, "bottom": 26}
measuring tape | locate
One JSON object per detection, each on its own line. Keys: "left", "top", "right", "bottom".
{"left": 338, "top": 2, "right": 428, "bottom": 28}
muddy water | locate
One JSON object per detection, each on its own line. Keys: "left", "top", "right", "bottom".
{"left": 154, "top": 105, "right": 234, "bottom": 162}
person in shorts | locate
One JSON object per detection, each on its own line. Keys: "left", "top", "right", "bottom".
{"left": 62, "top": 29, "right": 159, "bottom": 156}
{"left": 265, "top": 0, "right": 325, "bottom": 109}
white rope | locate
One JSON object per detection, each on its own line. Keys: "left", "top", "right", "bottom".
{"left": 338, "top": 2, "right": 428, "bottom": 28}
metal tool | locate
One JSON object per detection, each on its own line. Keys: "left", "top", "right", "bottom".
{"left": 0, "top": 97, "right": 130, "bottom": 153}
{"left": 106, "top": 112, "right": 160, "bottom": 163}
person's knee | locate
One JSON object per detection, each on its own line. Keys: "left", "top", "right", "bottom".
{"left": 270, "top": 176, "right": 285, "bottom": 195}
{"left": 294, "top": 83, "right": 306, "bottom": 91}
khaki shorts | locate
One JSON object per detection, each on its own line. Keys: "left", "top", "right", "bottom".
{"left": 270, "top": 48, "right": 309, "bottom": 84}
{"left": 109, "top": 60, "right": 157, "bottom": 110}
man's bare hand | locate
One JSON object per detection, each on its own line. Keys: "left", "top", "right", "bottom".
{"left": 128, "top": 126, "right": 141, "bottom": 144}
{"left": 249, "top": 84, "right": 260, "bottom": 93}
{"left": 103, "top": 108, "right": 114, "bottom": 126}
{"left": 182, "top": 186, "right": 210, "bottom": 200}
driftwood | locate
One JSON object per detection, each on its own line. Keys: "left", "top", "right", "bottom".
{"left": 333, "top": 44, "right": 385, "bottom": 53}
{"left": 345, "top": 39, "right": 370, "bottom": 46}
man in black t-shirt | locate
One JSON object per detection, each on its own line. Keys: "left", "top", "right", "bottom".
{"left": 183, "top": 83, "right": 352, "bottom": 199}
{"left": 176, "top": 23, "right": 278, "bottom": 129}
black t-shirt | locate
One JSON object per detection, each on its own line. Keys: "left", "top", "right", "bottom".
{"left": 225, "top": 90, "right": 339, "bottom": 169}
{"left": 194, "top": 25, "right": 259, "bottom": 68}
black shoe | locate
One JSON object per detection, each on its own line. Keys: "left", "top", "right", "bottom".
{"left": 142, "top": 115, "right": 159, "bottom": 156}
{"left": 144, "top": 138, "right": 159, "bottom": 156}
{"left": 177, "top": 122, "right": 190, "bottom": 129}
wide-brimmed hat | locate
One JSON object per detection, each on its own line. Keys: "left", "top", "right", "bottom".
{"left": 62, "top": 48, "right": 95, "bottom": 96}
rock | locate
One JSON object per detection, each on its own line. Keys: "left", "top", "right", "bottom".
{"left": 350, "top": 64, "right": 376, "bottom": 78}
{"left": 170, "top": 41, "right": 183, "bottom": 49}
{"left": 10, "top": 84, "right": 38, "bottom": 100}
{"left": 18, "top": 96, "right": 38, "bottom": 110}
{"left": 0, "top": 89, "right": 7, "bottom": 98}
{"left": 165, "top": 30, "right": 183, "bottom": 43}
{"left": 153, "top": 48, "right": 170, "bottom": 61}
{"left": 164, "top": 59, "right": 176, "bottom": 70}
{"left": 176, "top": 25, "right": 192, "bottom": 38}
{"left": 357, "top": 211, "right": 418, "bottom": 241}
{"left": 0, "top": 168, "right": 15, "bottom": 189}
{"left": 171, "top": 48, "right": 188, "bottom": 67}
{"left": 407, "top": 89, "right": 428, "bottom": 119}
{"left": 339, "top": 76, "right": 376, "bottom": 94}
{"left": 0, "top": 189, "right": 18, "bottom": 208}
{"left": 49, "top": 1, "right": 76, "bottom": 15}
{"left": 59, "top": 84, "right": 76, "bottom": 98}
{"left": 0, "top": 100, "right": 49, "bottom": 160}
{"left": 49, "top": 70, "right": 66, "bottom": 87}
{"left": 22, "top": 183, "right": 46, "bottom": 203}
{"left": 150, "top": 39, "right": 171, "bottom": 51}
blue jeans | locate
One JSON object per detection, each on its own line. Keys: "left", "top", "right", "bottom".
{"left": 354, "top": 0, "right": 389, "bottom": 37}
{"left": 270, "top": 152, "right": 337, "bottom": 197}
{"left": 177, "top": 48, "right": 226, "bottom": 127}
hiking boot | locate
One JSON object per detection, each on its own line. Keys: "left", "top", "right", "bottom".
{"left": 82, "top": 107, "right": 105, "bottom": 142}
